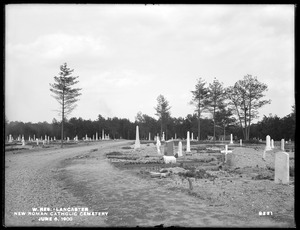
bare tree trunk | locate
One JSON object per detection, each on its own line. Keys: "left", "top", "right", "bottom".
{"left": 61, "top": 91, "right": 64, "bottom": 148}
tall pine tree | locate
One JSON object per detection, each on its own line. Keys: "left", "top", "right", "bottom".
{"left": 50, "top": 63, "right": 82, "bottom": 148}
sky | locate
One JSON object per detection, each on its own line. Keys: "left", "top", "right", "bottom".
{"left": 5, "top": 4, "right": 295, "bottom": 124}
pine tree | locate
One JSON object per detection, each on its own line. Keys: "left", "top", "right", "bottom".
{"left": 190, "top": 78, "right": 210, "bottom": 140}
{"left": 50, "top": 63, "right": 82, "bottom": 148}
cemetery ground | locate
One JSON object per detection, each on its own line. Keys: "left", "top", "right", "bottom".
{"left": 4, "top": 139, "right": 295, "bottom": 227}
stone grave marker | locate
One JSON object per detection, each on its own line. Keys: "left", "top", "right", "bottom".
{"left": 275, "top": 152, "right": 289, "bottom": 184}
{"left": 162, "top": 132, "right": 165, "bottom": 141}
{"left": 221, "top": 145, "right": 232, "bottom": 163}
{"left": 271, "top": 139, "right": 274, "bottom": 149}
{"left": 230, "top": 134, "right": 233, "bottom": 144}
{"left": 265, "top": 135, "right": 272, "bottom": 151}
{"left": 240, "top": 139, "right": 242, "bottom": 146}
{"left": 134, "top": 125, "right": 141, "bottom": 150}
{"left": 156, "top": 135, "right": 161, "bottom": 154}
{"left": 36, "top": 138, "right": 39, "bottom": 145}
{"left": 186, "top": 131, "right": 191, "bottom": 153}
{"left": 178, "top": 141, "right": 183, "bottom": 157}
{"left": 9, "top": 134, "right": 12, "bottom": 143}
{"left": 281, "top": 139, "right": 285, "bottom": 151}
{"left": 149, "top": 132, "right": 151, "bottom": 141}
{"left": 163, "top": 155, "right": 176, "bottom": 164}
{"left": 191, "top": 133, "right": 194, "bottom": 141}
{"left": 96, "top": 132, "right": 98, "bottom": 141}
{"left": 164, "top": 140, "right": 174, "bottom": 156}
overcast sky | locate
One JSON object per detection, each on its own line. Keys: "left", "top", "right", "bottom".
{"left": 5, "top": 4, "right": 294, "bottom": 124}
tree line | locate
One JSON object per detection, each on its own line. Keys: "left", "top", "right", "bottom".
{"left": 5, "top": 108, "right": 294, "bottom": 142}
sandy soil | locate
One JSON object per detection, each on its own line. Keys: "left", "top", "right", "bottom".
{"left": 4, "top": 140, "right": 295, "bottom": 227}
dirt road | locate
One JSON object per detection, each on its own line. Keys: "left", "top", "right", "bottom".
{"left": 4, "top": 141, "right": 292, "bottom": 227}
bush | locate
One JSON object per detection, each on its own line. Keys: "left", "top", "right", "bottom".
{"left": 106, "top": 151, "right": 123, "bottom": 156}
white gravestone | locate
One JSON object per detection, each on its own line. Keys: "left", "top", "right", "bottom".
{"left": 22, "top": 138, "right": 25, "bottom": 146}
{"left": 163, "top": 155, "right": 176, "bottom": 164}
{"left": 191, "top": 133, "right": 194, "bottom": 141}
{"left": 275, "top": 152, "right": 289, "bottom": 184}
{"left": 149, "top": 132, "right": 151, "bottom": 141}
{"left": 156, "top": 135, "right": 161, "bottom": 154}
{"left": 186, "top": 131, "right": 191, "bottom": 153}
{"left": 265, "top": 135, "right": 272, "bottom": 151}
{"left": 271, "top": 139, "right": 274, "bottom": 149}
{"left": 221, "top": 145, "right": 232, "bottom": 163}
{"left": 230, "top": 134, "right": 233, "bottom": 144}
{"left": 9, "top": 134, "right": 12, "bottom": 143}
{"left": 96, "top": 132, "right": 98, "bottom": 141}
{"left": 134, "top": 125, "right": 141, "bottom": 149}
{"left": 281, "top": 139, "right": 285, "bottom": 151}
{"left": 85, "top": 134, "right": 88, "bottom": 141}
{"left": 178, "top": 141, "right": 183, "bottom": 157}
{"left": 162, "top": 132, "right": 165, "bottom": 141}
{"left": 240, "top": 139, "right": 242, "bottom": 146}
{"left": 36, "top": 138, "right": 39, "bottom": 145}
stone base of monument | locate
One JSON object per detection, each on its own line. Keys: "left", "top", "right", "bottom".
{"left": 163, "top": 156, "right": 176, "bottom": 164}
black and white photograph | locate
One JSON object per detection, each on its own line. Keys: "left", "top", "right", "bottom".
{"left": 4, "top": 4, "right": 295, "bottom": 227}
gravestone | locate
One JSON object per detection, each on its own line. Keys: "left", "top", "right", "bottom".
{"left": 162, "top": 132, "right": 165, "bottom": 141}
{"left": 240, "top": 139, "right": 242, "bottom": 146}
{"left": 9, "top": 134, "right": 12, "bottom": 143}
{"left": 221, "top": 145, "right": 232, "bottom": 163}
{"left": 178, "top": 141, "right": 183, "bottom": 157}
{"left": 281, "top": 139, "right": 285, "bottom": 151}
{"left": 36, "top": 138, "right": 39, "bottom": 145}
{"left": 191, "top": 133, "right": 194, "bottom": 141}
{"left": 47, "top": 136, "right": 50, "bottom": 144}
{"left": 265, "top": 135, "right": 272, "bottom": 151}
{"left": 163, "top": 155, "right": 176, "bottom": 164}
{"left": 271, "top": 139, "right": 274, "bottom": 149}
{"left": 164, "top": 140, "right": 174, "bottom": 156}
{"left": 275, "top": 152, "right": 289, "bottom": 184}
{"left": 67, "top": 137, "right": 69, "bottom": 142}
{"left": 149, "top": 132, "right": 151, "bottom": 141}
{"left": 156, "top": 135, "right": 161, "bottom": 154}
{"left": 85, "top": 134, "right": 88, "bottom": 141}
{"left": 102, "top": 129, "right": 105, "bottom": 140}
{"left": 186, "top": 131, "right": 191, "bottom": 153}
{"left": 230, "top": 134, "right": 233, "bottom": 144}
{"left": 134, "top": 125, "right": 141, "bottom": 149}
{"left": 54, "top": 136, "right": 56, "bottom": 141}
{"left": 175, "top": 133, "right": 177, "bottom": 140}
{"left": 22, "top": 138, "right": 25, "bottom": 146}
{"left": 96, "top": 132, "right": 98, "bottom": 141}
{"left": 45, "top": 135, "right": 47, "bottom": 141}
